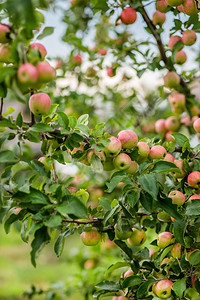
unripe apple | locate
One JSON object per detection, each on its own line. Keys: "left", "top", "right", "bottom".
{"left": 175, "top": 50, "right": 187, "bottom": 64}
{"left": 117, "top": 130, "right": 138, "bottom": 149}
{"left": 165, "top": 116, "right": 180, "bottom": 131}
{"left": 168, "top": 190, "right": 185, "bottom": 206}
{"left": 149, "top": 145, "right": 167, "bottom": 159}
{"left": 81, "top": 228, "right": 101, "bottom": 246}
{"left": 193, "top": 118, "right": 200, "bottom": 133}
{"left": 166, "top": 0, "right": 183, "bottom": 6}
{"left": 128, "top": 228, "right": 146, "bottom": 246}
{"left": 191, "top": 105, "right": 199, "bottom": 116}
{"left": 127, "top": 160, "right": 138, "bottom": 174}
{"left": 163, "top": 71, "right": 180, "bottom": 88}
{"left": 156, "top": 0, "right": 168, "bottom": 12}
{"left": 168, "top": 92, "right": 185, "bottom": 114}
{"left": 120, "top": 7, "right": 137, "bottom": 24}
{"left": 115, "top": 225, "right": 132, "bottom": 240}
{"left": 114, "top": 153, "right": 132, "bottom": 171}
{"left": 182, "top": 0, "right": 199, "bottom": 15}
{"left": 163, "top": 153, "right": 174, "bottom": 163}
{"left": 137, "top": 142, "right": 150, "bottom": 157}
{"left": 171, "top": 159, "right": 186, "bottom": 178}
{"left": 97, "top": 49, "right": 108, "bottom": 56}
{"left": 188, "top": 194, "right": 200, "bottom": 201}
{"left": 124, "top": 269, "right": 134, "bottom": 278}
{"left": 155, "top": 119, "right": 167, "bottom": 134}
{"left": 0, "top": 24, "right": 10, "bottom": 43}
{"left": 0, "top": 45, "right": 12, "bottom": 63}
{"left": 157, "top": 232, "right": 173, "bottom": 248}
{"left": 104, "top": 136, "right": 122, "bottom": 157}
{"left": 17, "top": 63, "right": 38, "bottom": 85}
{"left": 165, "top": 131, "right": 175, "bottom": 142}
{"left": 157, "top": 211, "right": 171, "bottom": 222}
{"left": 187, "top": 171, "right": 200, "bottom": 189}
{"left": 168, "top": 35, "right": 182, "bottom": 50}
{"left": 154, "top": 279, "right": 173, "bottom": 298}
{"left": 107, "top": 67, "right": 115, "bottom": 77}
{"left": 73, "top": 54, "right": 82, "bottom": 65}
{"left": 36, "top": 62, "right": 55, "bottom": 82}
{"left": 29, "top": 93, "right": 51, "bottom": 115}
{"left": 181, "top": 30, "right": 197, "bottom": 46}
{"left": 171, "top": 243, "right": 181, "bottom": 258}
{"left": 152, "top": 11, "right": 166, "bottom": 26}
{"left": 30, "top": 43, "right": 47, "bottom": 60}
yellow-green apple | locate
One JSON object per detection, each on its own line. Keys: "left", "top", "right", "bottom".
{"left": 175, "top": 50, "right": 187, "bottom": 64}
{"left": 193, "top": 118, "right": 200, "bottom": 133}
{"left": 114, "top": 153, "right": 132, "bottom": 171}
{"left": 153, "top": 279, "right": 173, "bottom": 298}
{"left": 157, "top": 232, "right": 173, "bottom": 248}
{"left": 166, "top": 0, "right": 183, "bottom": 5}
{"left": 168, "top": 190, "right": 185, "bottom": 206}
{"left": 163, "top": 153, "right": 174, "bottom": 163}
{"left": 115, "top": 225, "right": 132, "bottom": 240}
{"left": 17, "top": 63, "right": 38, "bottom": 85}
{"left": 73, "top": 54, "right": 82, "bottom": 65}
{"left": 168, "top": 35, "right": 182, "bottom": 50}
{"left": 168, "top": 92, "right": 185, "bottom": 114}
{"left": 157, "top": 211, "right": 171, "bottom": 222}
{"left": 0, "top": 45, "right": 12, "bottom": 63}
{"left": 36, "top": 62, "right": 55, "bottom": 82}
{"left": 182, "top": 0, "right": 199, "bottom": 15}
{"left": 188, "top": 194, "right": 200, "bottom": 201}
{"left": 127, "top": 160, "right": 138, "bottom": 174}
{"left": 163, "top": 71, "right": 180, "bottom": 88}
{"left": 187, "top": 171, "right": 200, "bottom": 188}
{"left": 124, "top": 269, "right": 134, "bottom": 278}
{"left": 149, "top": 145, "right": 167, "bottom": 159}
{"left": 120, "top": 7, "right": 137, "bottom": 24}
{"left": 165, "top": 131, "right": 175, "bottom": 142}
{"left": 81, "top": 228, "right": 101, "bottom": 246}
{"left": 171, "top": 243, "right": 181, "bottom": 258}
{"left": 155, "top": 119, "right": 167, "bottom": 134}
{"left": 0, "top": 24, "right": 10, "bottom": 43}
{"left": 191, "top": 105, "right": 200, "bottom": 116}
{"left": 152, "top": 11, "right": 166, "bottom": 26}
{"left": 97, "top": 49, "right": 108, "bottom": 55}
{"left": 30, "top": 43, "right": 47, "bottom": 60}
{"left": 29, "top": 93, "right": 51, "bottom": 115}
{"left": 104, "top": 136, "right": 122, "bottom": 157}
{"left": 137, "top": 142, "right": 150, "bottom": 157}
{"left": 156, "top": 0, "right": 168, "bottom": 12}
{"left": 117, "top": 129, "right": 138, "bottom": 149}
{"left": 127, "top": 228, "right": 146, "bottom": 246}
{"left": 181, "top": 30, "right": 197, "bottom": 46}
{"left": 165, "top": 116, "right": 180, "bottom": 131}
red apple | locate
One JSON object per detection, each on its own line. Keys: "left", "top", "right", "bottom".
{"left": 168, "top": 35, "right": 182, "bottom": 50}
{"left": 97, "top": 49, "right": 108, "bottom": 55}
{"left": 117, "top": 130, "right": 138, "bottom": 149}
{"left": 152, "top": 11, "right": 166, "bottom": 26}
{"left": 36, "top": 62, "right": 55, "bottom": 82}
{"left": 175, "top": 50, "right": 187, "bottom": 64}
{"left": 154, "top": 279, "right": 173, "bottom": 298}
{"left": 30, "top": 43, "right": 47, "bottom": 60}
{"left": 165, "top": 116, "right": 180, "bottom": 131}
{"left": 163, "top": 71, "right": 180, "bottom": 88}
{"left": 137, "top": 142, "right": 150, "bottom": 157}
{"left": 182, "top": 0, "right": 199, "bottom": 15}
{"left": 156, "top": 0, "right": 168, "bottom": 12}
{"left": 17, "top": 63, "right": 38, "bottom": 85}
{"left": 29, "top": 93, "right": 51, "bottom": 115}
{"left": 155, "top": 119, "right": 167, "bottom": 134}
{"left": 104, "top": 136, "right": 122, "bottom": 157}
{"left": 168, "top": 190, "right": 185, "bottom": 206}
{"left": 187, "top": 171, "right": 200, "bottom": 188}
{"left": 181, "top": 30, "right": 197, "bottom": 46}
{"left": 163, "top": 153, "right": 174, "bottom": 163}
{"left": 165, "top": 131, "right": 175, "bottom": 142}
{"left": 107, "top": 67, "right": 115, "bottom": 77}
{"left": 0, "top": 24, "right": 10, "bottom": 43}
{"left": 168, "top": 92, "right": 185, "bottom": 114}
{"left": 171, "top": 159, "right": 186, "bottom": 178}
{"left": 121, "top": 7, "right": 137, "bottom": 24}
{"left": 128, "top": 228, "right": 146, "bottom": 246}
{"left": 157, "top": 231, "right": 173, "bottom": 248}
{"left": 114, "top": 153, "right": 132, "bottom": 171}
{"left": 73, "top": 54, "right": 82, "bottom": 65}
{"left": 149, "top": 145, "right": 167, "bottom": 159}
{"left": 193, "top": 118, "right": 200, "bottom": 133}
{"left": 81, "top": 228, "right": 101, "bottom": 246}
{"left": 188, "top": 194, "right": 200, "bottom": 201}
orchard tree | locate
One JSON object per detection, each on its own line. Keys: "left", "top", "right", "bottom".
{"left": 0, "top": 0, "right": 200, "bottom": 299}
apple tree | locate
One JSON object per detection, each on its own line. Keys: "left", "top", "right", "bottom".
{"left": 0, "top": 0, "right": 200, "bottom": 299}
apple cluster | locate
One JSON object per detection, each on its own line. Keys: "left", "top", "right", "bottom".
{"left": 155, "top": 116, "right": 180, "bottom": 141}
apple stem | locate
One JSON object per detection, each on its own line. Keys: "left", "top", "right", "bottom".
{"left": 53, "top": 161, "right": 58, "bottom": 184}
{"left": 0, "top": 97, "right": 3, "bottom": 119}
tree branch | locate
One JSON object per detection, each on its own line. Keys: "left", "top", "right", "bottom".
{"left": 0, "top": 97, "right": 3, "bottom": 120}
{"left": 62, "top": 218, "right": 103, "bottom": 224}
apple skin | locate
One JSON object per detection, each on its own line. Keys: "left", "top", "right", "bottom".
{"left": 107, "top": 67, "right": 115, "bottom": 77}
{"left": 81, "top": 228, "right": 101, "bottom": 246}
{"left": 166, "top": 0, "right": 183, "bottom": 5}
{"left": 156, "top": 0, "right": 168, "bottom": 12}
{"left": 29, "top": 93, "right": 51, "bottom": 115}
{"left": 36, "top": 62, "right": 55, "bottom": 82}
{"left": 121, "top": 7, "right": 137, "bottom": 24}
{"left": 30, "top": 43, "right": 47, "bottom": 60}
{"left": 114, "top": 153, "right": 132, "bottom": 171}
{"left": 152, "top": 11, "right": 166, "bottom": 26}
{"left": 168, "top": 190, "right": 185, "bottom": 206}
{"left": 171, "top": 243, "right": 181, "bottom": 258}
{"left": 0, "top": 45, "right": 12, "bottom": 63}
{"left": 193, "top": 118, "right": 200, "bottom": 133}
{"left": 165, "top": 131, "right": 175, "bottom": 142}
{"left": 137, "top": 142, "right": 150, "bottom": 157}
{"left": 181, "top": 30, "right": 197, "bottom": 46}
{"left": 0, "top": 24, "right": 10, "bottom": 43}
{"left": 73, "top": 54, "right": 82, "bottom": 65}
{"left": 188, "top": 194, "right": 200, "bottom": 201}
{"left": 168, "top": 35, "right": 182, "bottom": 50}
{"left": 170, "top": 159, "right": 186, "bottom": 178}
{"left": 17, "top": 63, "right": 38, "bottom": 85}
{"left": 124, "top": 269, "right": 134, "bottom": 279}
{"left": 163, "top": 153, "right": 174, "bottom": 163}
{"left": 104, "top": 136, "right": 122, "bottom": 158}
{"left": 127, "top": 228, "right": 146, "bottom": 246}
{"left": 117, "top": 130, "right": 138, "bottom": 149}
{"left": 165, "top": 116, "right": 180, "bottom": 131}
{"left": 149, "top": 145, "right": 167, "bottom": 159}
{"left": 118, "top": 296, "right": 128, "bottom": 300}
{"left": 127, "top": 160, "right": 138, "bottom": 174}
{"left": 163, "top": 71, "right": 180, "bottom": 88}
{"left": 187, "top": 171, "right": 200, "bottom": 189}
{"left": 182, "top": 0, "right": 199, "bottom": 15}
{"left": 168, "top": 92, "right": 185, "bottom": 114}
{"left": 157, "top": 231, "right": 173, "bottom": 248}
{"left": 154, "top": 279, "right": 173, "bottom": 299}
{"left": 177, "top": 4, "right": 184, "bottom": 10}
{"left": 155, "top": 119, "right": 167, "bottom": 134}
{"left": 175, "top": 50, "right": 187, "bottom": 65}
{"left": 115, "top": 225, "right": 132, "bottom": 240}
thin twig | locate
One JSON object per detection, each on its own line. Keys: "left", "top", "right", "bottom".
{"left": 0, "top": 97, "right": 3, "bottom": 120}
{"left": 62, "top": 218, "right": 103, "bottom": 224}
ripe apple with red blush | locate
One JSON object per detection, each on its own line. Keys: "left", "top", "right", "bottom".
{"left": 187, "top": 171, "right": 200, "bottom": 189}
{"left": 163, "top": 71, "right": 180, "bottom": 88}
{"left": 36, "top": 62, "right": 55, "bottom": 82}
{"left": 149, "top": 145, "right": 167, "bottom": 159}
{"left": 153, "top": 279, "right": 173, "bottom": 298}
{"left": 29, "top": 93, "right": 51, "bottom": 115}
{"left": 181, "top": 30, "right": 197, "bottom": 46}
{"left": 168, "top": 190, "right": 185, "bottom": 206}
{"left": 30, "top": 43, "right": 47, "bottom": 60}
{"left": 152, "top": 11, "right": 166, "bottom": 26}
{"left": 81, "top": 228, "right": 101, "bottom": 246}
{"left": 17, "top": 63, "right": 38, "bottom": 85}
{"left": 121, "top": 7, "right": 137, "bottom": 24}
{"left": 157, "top": 231, "right": 173, "bottom": 248}
{"left": 117, "top": 130, "right": 138, "bottom": 149}
{"left": 155, "top": 119, "right": 166, "bottom": 134}
{"left": 156, "top": 0, "right": 168, "bottom": 12}
{"left": 105, "top": 136, "right": 122, "bottom": 157}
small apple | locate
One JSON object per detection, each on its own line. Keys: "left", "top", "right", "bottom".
{"left": 153, "top": 279, "right": 173, "bottom": 298}
{"left": 107, "top": 67, "right": 115, "bottom": 77}
{"left": 165, "top": 116, "right": 180, "bottom": 131}
{"left": 171, "top": 159, "right": 186, "bottom": 178}
{"left": 156, "top": 0, "right": 168, "bottom": 12}
{"left": 115, "top": 225, "right": 132, "bottom": 240}
{"left": 0, "top": 45, "right": 12, "bottom": 63}
{"left": 137, "top": 142, "right": 150, "bottom": 157}
{"left": 121, "top": 7, "right": 137, "bottom": 24}
{"left": 29, "top": 93, "right": 51, "bottom": 115}
{"left": 114, "top": 153, "right": 132, "bottom": 171}
{"left": 191, "top": 105, "right": 200, "bottom": 116}
{"left": 163, "top": 71, "right": 180, "bottom": 88}
{"left": 0, "top": 24, "right": 10, "bottom": 43}
{"left": 175, "top": 50, "right": 187, "bottom": 64}
{"left": 168, "top": 35, "right": 182, "bottom": 50}
{"left": 157, "top": 231, "right": 173, "bottom": 248}
{"left": 97, "top": 49, "right": 108, "bottom": 56}
{"left": 36, "top": 62, "right": 55, "bottom": 82}
{"left": 165, "top": 131, "right": 175, "bottom": 142}
{"left": 168, "top": 92, "right": 185, "bottom": 114}
{"left": 166, "top": 0, "right": 184, "bottom": 6}
{"left": 73, "top": 54, "right": 82, "bottom": 65}
{"left": 124, "top": 269, "right": 134, "bottom": 278}
{"left": 182, "top": 0, "right": 199, "bottom": 15}
{"left": 104, "top": 136, "right": 122, "bottom": 157}
{"left": 81, "top": 228, "right": 101, "bottom": 246}
{"left": 30, "top": 43, "right": 47, "bottom": 60}
{"left": 149, "top": 145, "right": 167, "bottom": 159}
{"left": 17, "top": 63, "right": 38, "bottom": 85}
{"left": 117, "top": 130, "right": 138, "bottom": 149}
{"left": 181, "top": 30, "right": 197, "bottom": 46}
{"left": 152, "top": 11, "right": 166, "bottom": 26}
{"left": 163, "top": 153, "right": 174, "bottom": 163}
{"left": 188, "top": 194, "right": 200, "bottom": 201}
{"left": 187, "top": 171, "right": 200, "bottom": 189}
{"left": 168, "top": 190, "right": 185, "bottom": 206}
{"left": 84, "top": 259, "right": 95, "bottom": 269}
{"left": 155, "top": 119, "right": 167, "bottom": 134}
{"left": 128, "top": 228, "right": 146, "bottom": 246}
{"left": 193, "top": 118, "right": 200, "bottom": 133}
{"left": 127, "top": 160, "right": 138, "bottom": 174}
{"left": 171, "top": 243, "right": 181, "bottom": 258}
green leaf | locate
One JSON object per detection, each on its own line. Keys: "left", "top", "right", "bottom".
{"left": 4, "top": 213, "right": 21, "bottom": 234}
{"left": 29, "top": 160, "right": 47, "bottom": 177}
{"left": 173, "top": 277, "right": 186, "bottom": 298}
{"left": 26, "top": 131, "right": 41, "bottom": 143}
{"left": 137, "top": 279, "right": 156, "bottom": 299}
{"left": 95, "top": 281, "right": 120, "bottom": 291}
{"left": 157, "top": 195, "right": 183, "bottom": 221}
{"left": 189, "top": 250, "right": 200, "bottom": 265}
{"left": 31, "top": 123, "right": 54, "bottom": 132}
{"left": 54, "top": 228, "right": 75, "bottom": 257}
{"left": 16, "top": 112, "right": 23, "bottom": 127}
{"left": 174, "top": 219, "right": 187, "bottom": 246}
{"left": 186, "top": 199, "right": 200, "bottom": 216}
{"left": 171, "top": 133, "right": 189, "bottom": 147}
{"left": 93, "top": 123, "right": 105, "bottom": 138}
{"left": 77, "top": 114, "right": 89, "bottom": 125}
{"left": 114, "top": 240, "right": 132, "bottom": 259}
{"left": 57, "top": 111, "right": 69, "bottom": 129}
{"left": 150, "top": 161, "right": 181, "bottom": 173}
{"left": 122, "top": 275, "right": 142, "bottom": 289}
{"left": 126, "top": 190, "right": 140, "bottom": 207}
{"left": 106, "top": 262, "right": 129, "bottom": 275}
{"left": 13, "top": 188, "right": 49, "bottom": 204}
{"left": 44, "top": 215, "right": 62, "bottom": 228}
{"left": 138, "top": 174, "right": 158, "bottom": 199}
{"left": 31, "top": 226, "right": 50, "bottom": 267}
{"left": 103, "top": 205, "right": 120, "bottom": 225}
{"left": 140, "top": 191, "right": 153, "bottom": 212}
{"left": 106, "top": 175, "right": 126, "bottom": 193}
{"left": 0, "top": 66, "right": 16, "bottom": 83}
{"left": 37, "top": 26, "right": 54, "bottom": 40}
{"left": 0, "top": 150, "right": 17, "bottom": 162}
{"left": 11, "top": 161, "right": 30, "bottom": 177}
{"left": 75, "top": 124, "right": 89, "bottom": 136}
{"left": 69, "top": 116, "right": 77, "bottom": 128}
{"left": 57, "top": 195, "right": 87, "bottom": 218}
